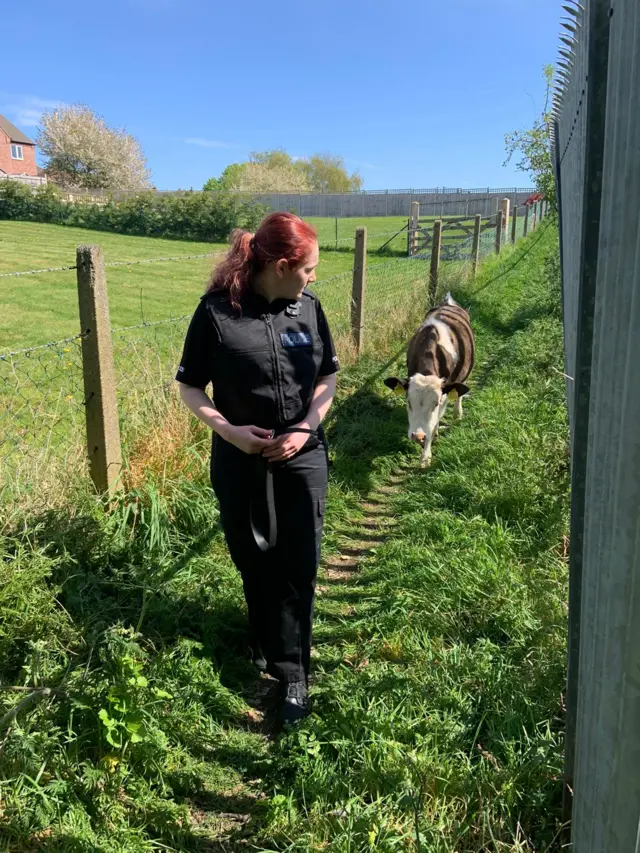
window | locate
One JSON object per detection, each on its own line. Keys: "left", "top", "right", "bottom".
{"left": 10, "top": 144, "right": 23, "bottom": 160}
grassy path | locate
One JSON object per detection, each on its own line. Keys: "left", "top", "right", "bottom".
{"left": 0, "top": 225, "right": 568, "bottom": 852}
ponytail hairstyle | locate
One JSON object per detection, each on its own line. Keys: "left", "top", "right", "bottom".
{"left": 207, "top": 212, "right": 318, "bottom": 312}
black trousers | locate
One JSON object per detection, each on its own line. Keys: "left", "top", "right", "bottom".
{"left": 211, "top": 434, "right": 328, "bottom": 683}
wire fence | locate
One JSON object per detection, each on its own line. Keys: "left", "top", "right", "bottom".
{"left": 0, "top": 335, "right": 88, "bottom": 504}
{"left": 0, "top": 208, "right": 544, "bottom": 508}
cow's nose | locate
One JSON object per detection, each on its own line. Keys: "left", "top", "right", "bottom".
{"left": 411, "top": 432, "right": 426, "bottom": 446}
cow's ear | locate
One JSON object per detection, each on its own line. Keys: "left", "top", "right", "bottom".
{"left": 384, "top": 377, "right": 408, "bottom": 395}
{"left": 442, "top": 382, "right": 470, "bottom": 399}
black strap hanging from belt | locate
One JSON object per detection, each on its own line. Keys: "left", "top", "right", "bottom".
{"left": 250, "top": 427, "right": 319, "bottom": 552}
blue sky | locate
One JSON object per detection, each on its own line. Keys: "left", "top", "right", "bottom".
{"left": 1, "top": 0, "right": 560, "bottom": 191}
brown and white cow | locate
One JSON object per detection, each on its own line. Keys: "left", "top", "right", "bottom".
{"left": 384, "top": 293, "right": 475, "bottom": 467}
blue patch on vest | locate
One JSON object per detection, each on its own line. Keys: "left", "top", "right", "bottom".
{"left": 280, "top": 331, "right": 312, "bottom": 347}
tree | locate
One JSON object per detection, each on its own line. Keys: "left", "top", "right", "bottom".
{"left": 504, "top": 65, "right": 555, "bottom": 207}
{"left": 37, "top": 105, "right": 151, "bottom": 191}
{"left": 234, "top": 162, "right": 311, "bottom": 193}
{"left": 297, "top": 153, "right": 363, "bottom": 193}
{"left": 203, "top": 162, "right": 246, "bottom": 191}
{"left": 249, "top": 149, "right": 296, "bottom": 170}
{"left": 203, "top": 149, "right": 363, "bottom": 194}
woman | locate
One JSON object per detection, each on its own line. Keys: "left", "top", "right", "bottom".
{"left": 176, "top": 212, "right": 338, "bottom": 725}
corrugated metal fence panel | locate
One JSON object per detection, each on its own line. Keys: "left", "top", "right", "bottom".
{"left": 557, "top": 0, "right": 590, "bottom": 438}
{"left": 571, "top": 0, "right": 640, "bottom": 849}
{"left": 555, "top": 4, "right": 594, "bottom": 823}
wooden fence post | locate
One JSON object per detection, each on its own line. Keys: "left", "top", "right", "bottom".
{"left": 429, "top": 219, "right": 442, "bottom": 304}
{"left": 523, "top": 205, "right": 530, "bottom": 237}
{"left": 471, "top": 214, "right": 482, "bottom": 277}
{"left": 351, "top": 228, "right": 367, "bottom": 356}
{"left": 511, "top": 206, "right": 518, "bottom": 243}
{"left": 76, "top": 245, "right": 122, "bottom": 498}
{"left": 501, "top": 198, "right": 510, "bottom": 244}
{"left": 410, "top": 201, "right": 420, "bottom": 256}
{"left": 495, "top": 210, "right": 504, "bottom": 254}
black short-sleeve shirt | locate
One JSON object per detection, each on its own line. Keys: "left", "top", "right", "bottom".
{"left": 176, "top": 287, "right": 339, "bottom": 429}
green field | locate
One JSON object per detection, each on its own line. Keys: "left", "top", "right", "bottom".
{"left": 308, "top": 215, "right": 410, "bottom": 252}
{"left": 0, "top": 222, "right": 361, "bottom": 352}
{"left": 0, "top": 224, "right": 568, "bottom": 851}
{"left": 0, "top": 213, "right": 501, "bottom": 352}
{"left": 0, "top": 221, "right": 436, "bottom": 501}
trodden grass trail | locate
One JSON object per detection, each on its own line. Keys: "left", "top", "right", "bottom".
{"left": 0, "top": 224, "right": 568, "bottom": 852}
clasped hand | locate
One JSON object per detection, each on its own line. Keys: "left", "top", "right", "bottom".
{"left": 223, "top": 423, "right": 311, "bottom": 461}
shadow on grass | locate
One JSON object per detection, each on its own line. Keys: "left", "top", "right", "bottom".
{"left": 326, "top": 348, "right": 411, "bottom": 495}
{"left": 15, "top": 502, "right": 262, "bottom": 692}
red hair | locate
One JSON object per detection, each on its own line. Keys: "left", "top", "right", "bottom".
{"left": 207, "top": 212, "right": 318, "bottom": 311}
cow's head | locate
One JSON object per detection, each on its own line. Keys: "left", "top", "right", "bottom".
{"left": 385, "top": 374, "right": 469, "bottom": 447}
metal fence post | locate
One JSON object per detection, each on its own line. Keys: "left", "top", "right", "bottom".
{"left": 471, "top": 214, "right": 482, "bottom": 277}
{"left": 335, "top": 217, "right": 338, "bottom": 250}
{"left": 495, "top": 210, "right": 504, "bottom": 254}
{"left": 351, "top": 228, "right": 367, "bottom": 356}
{"left": 429, "top": 219, "right": 442, "bottom": 304}
{"left": 511, "top": 206, "right": 518, "bottom": 243}
{"left": 76, "top": 245, "right": 122, "bottom": 498}
{"left": 523, "top": 205, "right": 530, "bottom": 237}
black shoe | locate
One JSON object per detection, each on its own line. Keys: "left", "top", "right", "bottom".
{"left": 279, "top": 680, "right": 310, "bottom": 726}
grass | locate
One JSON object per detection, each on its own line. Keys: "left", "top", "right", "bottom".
{"left": 0, "top": 222, "right": 568, "bottom": 851}
{"left": 0, "top": 222, "right": 358, "bottom": 351}
{"left": 0, "top": 214, "right": 498, "bottom": 351}
{"left": 0, "top": 221, "right": 434, "bottom": 505}
{"left": 308, "top": 216, "right": 410, "bottom": 254}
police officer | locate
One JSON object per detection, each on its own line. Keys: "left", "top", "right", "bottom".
{"left": 176, "top": 212, "right": 338, "bottom": 725}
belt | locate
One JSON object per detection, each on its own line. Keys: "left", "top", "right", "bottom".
{"left": 250, "top": 427, "right": 321, "bottom": 552}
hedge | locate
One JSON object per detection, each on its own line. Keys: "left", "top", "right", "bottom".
{"left": 0, "top": 181, "right": 266, "bottom": 243}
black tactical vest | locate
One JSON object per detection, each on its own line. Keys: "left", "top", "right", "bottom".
{"left": 203, "top": 288, "right": 327, "bottom": 429}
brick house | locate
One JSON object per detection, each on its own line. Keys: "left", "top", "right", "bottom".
{"left": 0, "top": 114, "right": 38, "bottom": 177}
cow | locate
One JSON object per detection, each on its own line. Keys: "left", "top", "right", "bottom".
{"left": 384, "top": 293, "right": 475, "bottom": 467}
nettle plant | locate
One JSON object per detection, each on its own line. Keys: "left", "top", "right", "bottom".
{"left": 96, "top": 627, "right": 171, "bottom": 758}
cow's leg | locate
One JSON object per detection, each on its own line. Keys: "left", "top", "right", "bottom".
{"left": 435, "top": 397, "right": 448, "bottom": 435}
{"left": 453, "top": 395, "right": 463, "bottom": 420}
{"left": 420, "top": 439, "right": 433, "bottom": 468}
